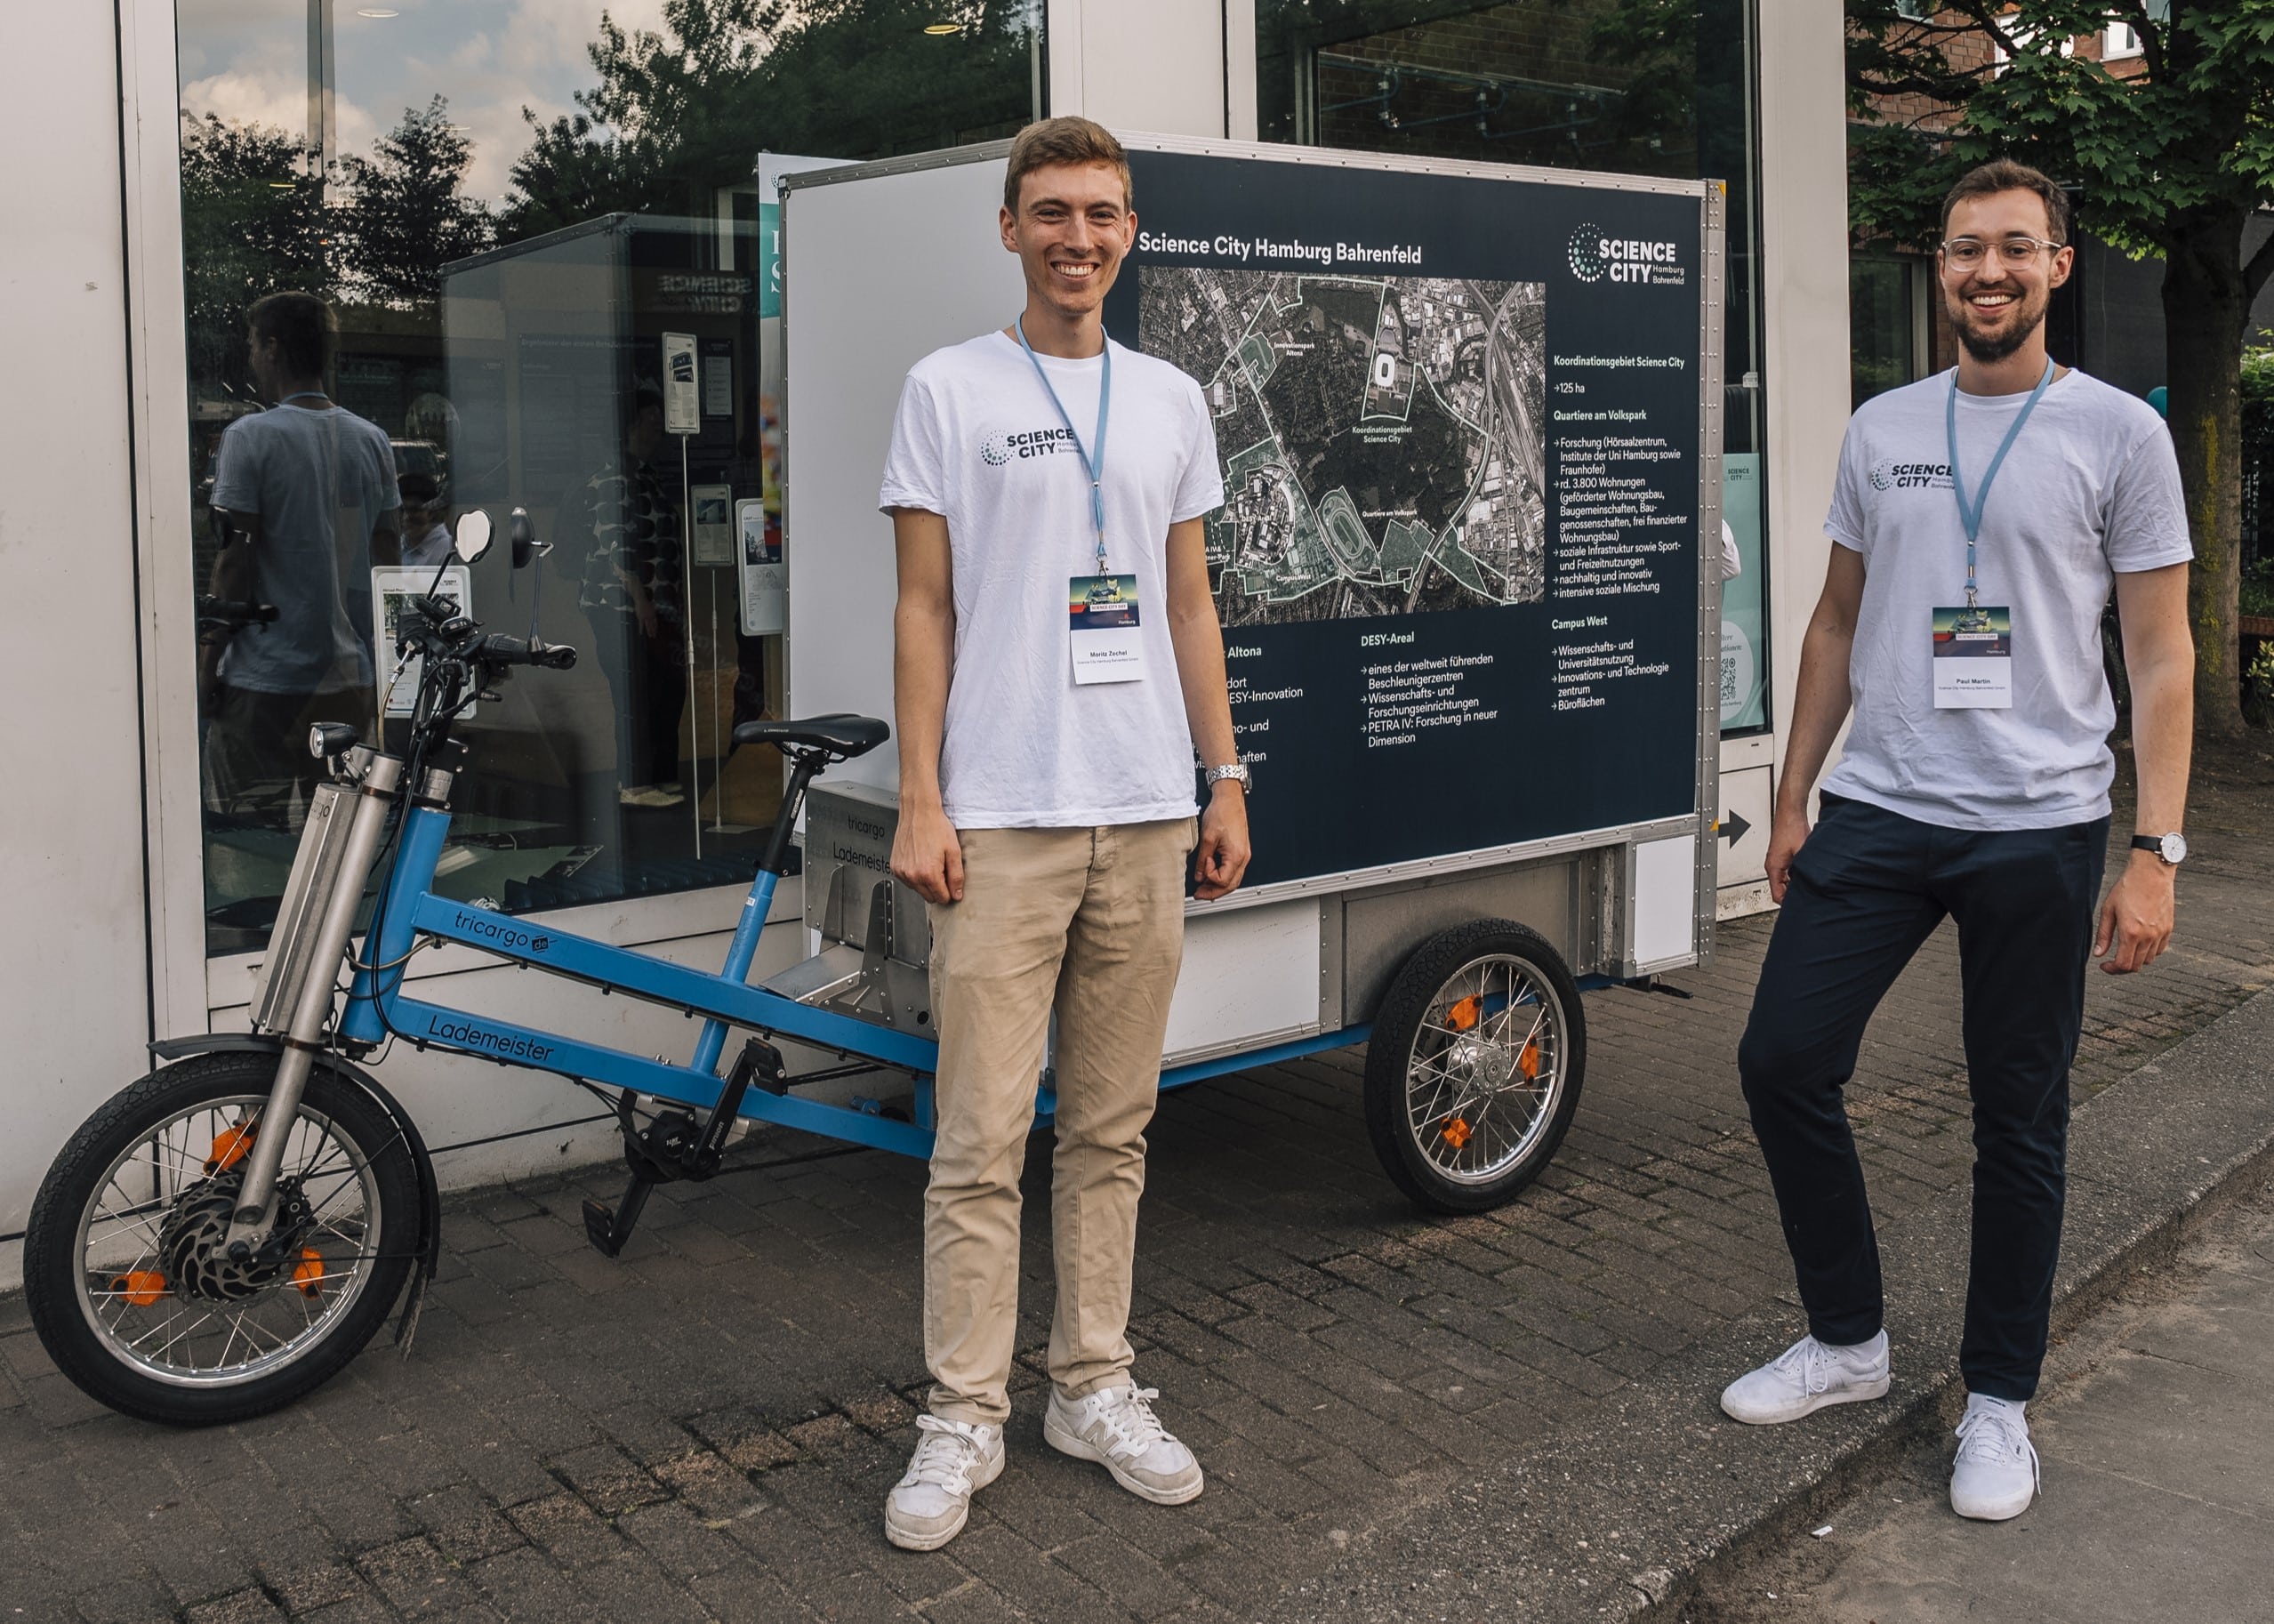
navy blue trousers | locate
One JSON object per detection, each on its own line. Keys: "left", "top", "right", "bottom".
{"left": 1738, "top": 794, "right": 2108, "bottom": 1400}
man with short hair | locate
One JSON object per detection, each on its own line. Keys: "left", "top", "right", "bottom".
{"left": 1719, "top": 159, "right": 2194, "bottom": 1523}
{"left": 202, "top": 290, "right": 399, "bottom": 823}
{"left": 878, "top": 116, "right": 1249, "bottom": 1550}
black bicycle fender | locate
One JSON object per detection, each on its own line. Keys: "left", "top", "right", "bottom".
{"left": 146, "top": 1033, "right": 443, "bottom": 1348}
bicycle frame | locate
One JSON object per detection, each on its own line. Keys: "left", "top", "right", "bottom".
{"left": 338, "top": 794, "right": 1367, "bottom": 1162}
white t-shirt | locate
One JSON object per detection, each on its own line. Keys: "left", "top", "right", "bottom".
{"left": 879, "top": 331, "right": 1225, "bottom": 829}
{"left": 1821, "top": 366, "right": 2191, "bottom": 830}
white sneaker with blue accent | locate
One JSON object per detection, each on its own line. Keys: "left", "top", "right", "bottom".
{"left": 1950, "top": 1394, "right": 2038, "bottom": 1521}
{"left": 1043, "top": 1383, "right": 1204, "bottom": 1504}
{"left": 1719, "top": 1330, "right": 1892, "bottom": 1425}
{"left": 884, "top": 1415, "right": 1003, "bottom": 1551}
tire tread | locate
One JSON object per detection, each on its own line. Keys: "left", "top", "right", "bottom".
{"left": 1362, "top": 918, "right": 1587, "bottom": 1214}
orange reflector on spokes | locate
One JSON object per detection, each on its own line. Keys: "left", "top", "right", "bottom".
{"left": 206, "top": 1118, "right": 259, "bottom": 1174}
{"left": 293, "top": 1249, "right": 325, "bottom": 1298}
{"left": 1441, "top": 1116, "right": 1473, "bottom": 1149}
{"left": 1447, "top": 996, "right": 1482, "bottom": 1032}
{"left": 1520, "top": 1040, "right": 1540, "bottom": 1080}
{"left": 114, "top": 1271, "right": 167, "bottom": 1306}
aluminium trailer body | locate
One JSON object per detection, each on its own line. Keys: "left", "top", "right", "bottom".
{"left": 767, "top": 133, "right": 1724, "bottom": 1209}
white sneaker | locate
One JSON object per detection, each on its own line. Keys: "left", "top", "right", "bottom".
{"left": 883, "top": 1415, "right": 1003, "bottom": 1551}
{"left": 1950, "top": 1394, "right": 2038, "bottom": 1521}
{"left": 1719, "top": 1331, "right": 1892, "bottom": 1425}
{"left": 1043, "top": 1383, "right": 1204, "bottom": 1504}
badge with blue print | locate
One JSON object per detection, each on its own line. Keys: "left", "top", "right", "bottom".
{"left": 1068, "top": 574, "right": 1145, "bottom": 685}
{"left": 1931, "top": 603, "right": 2013, "bottom": 709}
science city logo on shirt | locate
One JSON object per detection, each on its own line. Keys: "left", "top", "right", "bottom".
{"left": 981, "top": 426, "right": 1079, "bottom": 469}
{"left": 1869, "top": 456, "right": 1954, "bottom": 492}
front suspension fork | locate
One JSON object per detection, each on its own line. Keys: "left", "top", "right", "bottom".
{"left": 226, "top": 752, "right": 406, "bottom": 1247}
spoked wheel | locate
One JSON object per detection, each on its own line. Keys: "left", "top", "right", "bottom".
{"left": 1363, "top": 919, "right": 1587, "bottom": 1213}
{"left": 24, "top": 1052, "right": 416, "bottom": 1426}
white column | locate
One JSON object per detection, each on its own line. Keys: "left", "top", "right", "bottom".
{"left": 0, "top": 2, "right": 152, "bottom": 1280}
{"left": 1756, "top": 0, "right": 1853, "bottom": 817}
{"left": 1049, "top": 0, "right": 1230, "bottom": 138}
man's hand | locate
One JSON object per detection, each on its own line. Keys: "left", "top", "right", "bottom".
{"left": 1764, "top": 803, "right": 1811, "bottom": 904}
{"left": 1192, "top": 784, "right": 1250, "bottom": 901}
{"left": 2094, "top": 851, "right": 2176, "bottom": 973}
{"left": 891, "top": 802, "right": 965, "bottom": 906}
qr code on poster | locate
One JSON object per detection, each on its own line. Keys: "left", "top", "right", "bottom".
{"left": 1719, "top": 651, "right": 1739, "bottom": 707}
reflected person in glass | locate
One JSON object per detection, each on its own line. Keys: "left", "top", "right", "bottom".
{"left": 573, "top": 382, "right": 687, "bottom": 809}
{"left": 201, "top": 291, "right": 400, "bottom": 829}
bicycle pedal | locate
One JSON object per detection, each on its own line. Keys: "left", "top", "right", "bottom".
{"left": 581, "top": 1198, "right": 627, "bottom": 1257}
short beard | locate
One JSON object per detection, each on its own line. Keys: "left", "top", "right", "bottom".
{"left": 1951, "top": 293, "right": 2045, "bottom": 365}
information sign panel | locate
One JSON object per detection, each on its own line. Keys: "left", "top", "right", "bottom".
{"left": 1102, "top": 150, "right": 1708, "bottom": 888}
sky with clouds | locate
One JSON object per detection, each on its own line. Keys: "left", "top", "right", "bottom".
{"left": 178, "top": 0, "right": 676, "bottom": 205}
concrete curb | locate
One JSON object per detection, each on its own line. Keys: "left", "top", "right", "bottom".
{"left": 1260, "top": 984, "right": 2274, "bottom": 1624}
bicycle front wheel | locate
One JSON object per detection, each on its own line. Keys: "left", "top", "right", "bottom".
{"left": 24, "top": 1052, "right": 417, "bottom": 1426}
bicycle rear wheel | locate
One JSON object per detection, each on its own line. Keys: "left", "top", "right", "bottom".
{"left": 24, "top": 1052, "right": 416, "bottom": 1426}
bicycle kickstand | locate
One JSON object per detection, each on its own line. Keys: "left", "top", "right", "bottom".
{"left": 581, "top": 1036, "right": 785, "bottom": 1257}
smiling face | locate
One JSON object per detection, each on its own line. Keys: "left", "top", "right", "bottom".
{"left": 1940, "top": 188, "right": 2072, "bottom": 365}
{"left": 1000, "top": 160, "right": 1135, "bottom": 328}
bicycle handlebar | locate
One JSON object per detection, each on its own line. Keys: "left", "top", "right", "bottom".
{"left": 473, "top": 634, "right": 577, "bottom": 671}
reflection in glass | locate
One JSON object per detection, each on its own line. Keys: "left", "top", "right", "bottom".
{"left": 201, "top": 292, "right": 398, "bottom": 853}
{"left": 178, "top": 0, "right": 1043, "bottom": 953}
{"left": 1850, "top": 257, "right": 1920, "bottom": 409}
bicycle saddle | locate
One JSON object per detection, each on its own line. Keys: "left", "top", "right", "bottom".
{"left": 732, "top": 713, "right": 889, "bottom": 759}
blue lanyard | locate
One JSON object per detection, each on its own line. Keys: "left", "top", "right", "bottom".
{"left": 1015, "top": 316, "right": 1112, "bottom": 575}
{"left": 1946, "top": 357, "right": 2053, "bottom": 599}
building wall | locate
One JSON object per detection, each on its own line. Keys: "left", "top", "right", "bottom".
{"left": 0, "top": 5, "right": 155, "bottom": 1276}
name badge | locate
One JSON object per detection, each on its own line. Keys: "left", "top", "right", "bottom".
{"left": 1069, "top": 574, "right": 1146, "bottom": 685}
{"left": 1932, "top": 605, "right": 2013, "bottom": 709}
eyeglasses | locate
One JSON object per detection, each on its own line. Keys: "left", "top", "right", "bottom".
{"left": 1941, "top": 237, "right": 2063, "bottom": 270}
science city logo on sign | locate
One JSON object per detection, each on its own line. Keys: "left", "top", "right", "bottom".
{"left": 1566, "top": 221, "right": 1684, "bottom": 288}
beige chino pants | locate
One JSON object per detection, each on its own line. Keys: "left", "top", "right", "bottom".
{"left": 923, "top": 817, "right": 1196, "bottom": 1425}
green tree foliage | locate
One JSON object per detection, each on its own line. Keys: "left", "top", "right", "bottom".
{"left": 502, "top": 0, "right": 1039, "bottom": 239}
{"left": 178, "top": 114, "right": 329, "bottom": 399}
{"left": 336, "top": 97, "right": 496, "bottom": 307}
{"left": 2244, "top": 342, "right": 2274, "bottom": 616}
{"left": 1846, "top": 0, "right": 2274, "bottom": 733}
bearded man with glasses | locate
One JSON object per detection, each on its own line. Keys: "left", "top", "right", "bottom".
{"left": 1716, "top": 159, "right": 2196, "bottom": 1524}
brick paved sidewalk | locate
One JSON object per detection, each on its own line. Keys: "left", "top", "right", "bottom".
{"left": 4, "top": 740, "right": 2270, "bottom": 1624}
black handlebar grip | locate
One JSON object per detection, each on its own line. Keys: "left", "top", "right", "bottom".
{"left": 476, "top": 635, "right": 576, "bottom": 670}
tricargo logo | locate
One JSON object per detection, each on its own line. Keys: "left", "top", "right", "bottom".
{"left": 1568, "top": 223, "right": 1683, "bottom": 287}
{"left": 454, "top": 909, "right": 550, "bottom": 953}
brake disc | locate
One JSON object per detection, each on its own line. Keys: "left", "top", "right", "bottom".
{"left": 151, "top": 1172, "right": 315, "bottom": 1304}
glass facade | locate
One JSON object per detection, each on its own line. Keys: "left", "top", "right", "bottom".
{"left": 176, "top": 0, "right": 1042, "bottom": 953}
{"left": 1850, "top": 255, "right": 1921, "bottom": 408}
{"left": 1253, "top": 0, "right": 1772, "bottom": 736}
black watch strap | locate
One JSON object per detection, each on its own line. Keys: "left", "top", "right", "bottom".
{"left": 2132, "top": 832, "right": 2185, "bottom": 864}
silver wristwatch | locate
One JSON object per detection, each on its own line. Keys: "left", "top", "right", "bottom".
{"left": 1205, "top": 762, "right": 1251, "bottom": 793}
{"left": 2130, "top": 831, "right": 2187, "bottom": 866}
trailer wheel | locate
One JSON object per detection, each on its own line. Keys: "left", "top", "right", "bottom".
{"left": 1363, "top": 920, "right": 1586, "bottom": 1214}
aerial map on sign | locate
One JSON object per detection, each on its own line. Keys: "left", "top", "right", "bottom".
{"left": 1138, "top": 269, "right": 1547, "bottom": 625}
